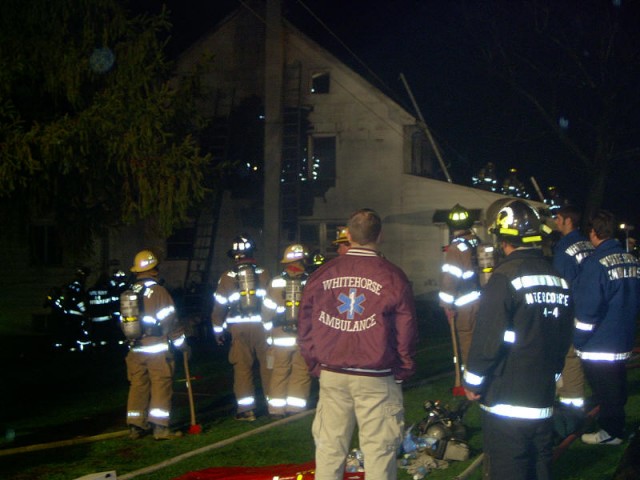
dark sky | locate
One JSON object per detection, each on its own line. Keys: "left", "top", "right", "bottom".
{"left": 154, "top": 0, "right": 640, "bottom": 229}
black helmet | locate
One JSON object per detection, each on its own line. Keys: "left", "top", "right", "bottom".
{"left": 227, "top": 235, "right": 255, "bottom": 260}
{"left": 489, "top": 199, "right": 547, "bottom": 244}
{"left": 446, "top": 204, "right": 474, "bottom": 230}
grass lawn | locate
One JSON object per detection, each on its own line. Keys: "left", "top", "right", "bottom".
{"left": 1, "top": 325, "right": 639, "bottom": 480}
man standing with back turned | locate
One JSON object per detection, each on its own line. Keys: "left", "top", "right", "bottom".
{"left": 574, "top": 209, "right": 640, "bottom": 445}
{"left": 298, "top": 208, "right": 418, "bottom": 480}
{"left": 462, "top": 200, "right": 573, "bottom": 479}
{"left": 552, "top": 205, "right": 594, "bottom": 430}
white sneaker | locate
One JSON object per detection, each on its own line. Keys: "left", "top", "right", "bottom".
{"left": 581, "top": 429, "right": 623, "bottom": 445}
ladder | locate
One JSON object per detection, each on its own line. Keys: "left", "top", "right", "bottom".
{"left": 181, "top": 90, "right": 234, "bottom": 325}
{"left": 280, "top": 61, "right": 306, "bottom": 245}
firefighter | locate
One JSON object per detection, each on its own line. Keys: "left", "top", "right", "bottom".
{"left": 306, "top": 249, "right": 326, "bottom": 274}
{"left": 211, "top": 235, "right": 271, "bottom": 421}
{"left": 472, "top": 161, "right": 498, "bottom": 192}
{"left": 262, "top": 244, "right": 312, "bottom": 418}
{"left": 501, "top": 167, "right": 530, "bottom": 199}
{"left": 439, "top": 204, "right": 482, "bottom": 378}
{"left": 333, "top": 225, "right": 350, "bottom": 256}
{"left": 122, "top": 250, "right": 186, "bottom": 440}
{"left": 552, "top": 205, "right": 594, "bottom": 435}
{"left": 463, "top": 199, "right": 573, "bottom": 479}
{"left": 47, "top": 267, "right": 92, "bottom": 352}
{"left": 87, "top": 272, "right": 114, "bottom": 348}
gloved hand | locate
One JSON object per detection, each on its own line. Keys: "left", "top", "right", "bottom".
{"left": 180, "top": 343, "right": 192, "bottom": 360}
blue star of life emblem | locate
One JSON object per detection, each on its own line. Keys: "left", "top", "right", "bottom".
{"left": 338, "top": 288, "right": 365, "bottom": 320}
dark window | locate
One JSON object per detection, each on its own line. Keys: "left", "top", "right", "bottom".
{"left": 299, "top": 224, "right": 319, "bottom": 245}
{"left": 411, "top": 129, "right": 436, "bottom": 177}
{"left": 29, "top": 224, "right": 63, "bottom": 266}
{"left": 311, "top": 72, "right": 330, "bottom": 94}
{"left": 310, "top": 136, "right": 336, "bottom": 195}
{"left": 166, "top": 227, "right": 195, "bottom": 260}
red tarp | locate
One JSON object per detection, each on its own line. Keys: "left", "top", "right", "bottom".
{"left": 173, "top": 461, "right": 365, "bottom": 480}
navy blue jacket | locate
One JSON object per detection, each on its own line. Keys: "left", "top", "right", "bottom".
{"left": 463, "top": 248, "right": 573, "bottom": 419}
{"left": 573, "top": 239, "right": 640, "bottom": 360}
{"left": 552, "top": 230, "right": 594, "bottom": 286}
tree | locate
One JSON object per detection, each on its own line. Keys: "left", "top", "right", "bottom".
{"left": 0, "top": 0, "right": 211, "bottom": 252}
{"left": 458, "top": 0, "right": 640, "bottom": 218}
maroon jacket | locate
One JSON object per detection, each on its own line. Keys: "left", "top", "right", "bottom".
{"left": 298, "top": 247, "right": 418, "bottom": 382}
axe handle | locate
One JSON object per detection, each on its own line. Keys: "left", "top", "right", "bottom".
{"left": 183, "top": 354, "right": 197, "bottom": 426}
{"left": 448, "top": 310, "right": 462, "bottom": 387}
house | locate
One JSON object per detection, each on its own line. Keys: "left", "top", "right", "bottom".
{"left": 0, "top": 0, "right": 545, "bottom": 337}
{"left": 174, "top": 0, "right": 535, "bottom": 310}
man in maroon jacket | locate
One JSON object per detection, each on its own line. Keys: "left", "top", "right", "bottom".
{"left": 298, "top": 208, "right": 418, "bottom": 480}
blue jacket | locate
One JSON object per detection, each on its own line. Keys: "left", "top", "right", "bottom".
{"left": 573, "top": 239, "right": 640, "bottom": 360}
{"left": 552, "top": 230, "right": 594, "bottom": 286}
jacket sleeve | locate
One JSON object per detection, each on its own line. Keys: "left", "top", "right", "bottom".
{"left": 572, "top": 259, "right": 606, "bottom": 350}
{"left": 439, "top": 246, "right": 462, "bottom": 308}
{"left": 462, "top": 272, "right": 512, "bottom": 394}
{"left": 297, "top": 277, "right": 320, "bottom": 377}
{"left": 392, "top": 282, "right": 418, "bottom": 381}
{"left": 211, "top": 273, "right": 231, "bottom": 333}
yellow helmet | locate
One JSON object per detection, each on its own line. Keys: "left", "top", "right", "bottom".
{"left": 130, "top": 250, "right": 159, "bottom": 273}
{"left": 332, "top": 226, "right": 349, "bottom": 245}
{"left": 447, "top": 204, "right": 473, "bottom": 230}
{"left": 281, "top": 244, "right": 308, "bottom": 264}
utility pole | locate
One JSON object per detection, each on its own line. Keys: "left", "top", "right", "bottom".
{"left": 399, "top": 73, "right": 452, "bottom": 183}
{"left": 263, "top": 0, "right": 284, "bottom": 273}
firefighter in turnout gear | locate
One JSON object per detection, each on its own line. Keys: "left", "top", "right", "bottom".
{"left": 333, "top": 225, "right": 350, "bottom": 256}
{"left": 463, "top": 199, "right": 573, "bottom": 480}
{"left": 439, "top": 204, "right": 482, "bottom": 382}
{"left": 211, "top": 235, "right": 271, "bottom": 421}
{"left": 87, "top": 270, "right": 127, "bottom": 349}
{"left": 122, "top": 250, "right": 186, "bottom": 440}
{"left": 47, "top": 267, "right": 91, "bottom": 352}
{"left": 262, "top": 244, "right": 312, "bottom": 418}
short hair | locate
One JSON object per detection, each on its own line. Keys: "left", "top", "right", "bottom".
{"left": 347, "top": 208, "right": 381, "bottom": 245}
{"left": 588, "top": 209, "right": 616, "bottom": 241}
{"left": 555, "top": 205, "right": 581, "bottom": 227}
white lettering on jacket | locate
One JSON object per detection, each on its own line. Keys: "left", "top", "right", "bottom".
{"left": 321, "top": 277, "right": 382, "bottom": 295}
{"left": 317, "top": 311, "right": 377, "bottom": 331}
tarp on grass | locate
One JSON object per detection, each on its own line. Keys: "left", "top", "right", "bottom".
{"left": 173, "top": 461, "right": 365, "bottom": 480}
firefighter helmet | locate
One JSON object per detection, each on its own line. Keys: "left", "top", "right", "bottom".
{"left": 130, "top": 250, "right": 159, "bottom": 273}
{"left": 489, "top": 199, "right": 546, "bottom": 244}
{"left": 332, "top": 226, "right": 349, "bottom": 245}
{"left": 311, "top": 251, "right": 325, "bottom": 266}
{"left": 281, "top": 244, "right": 308, "bottom": 264}
{"left": 228, "top": 235, "right": 255, "bottom": 259}
{"left": 446, "top": 204, "right": 474, "bottom": 230}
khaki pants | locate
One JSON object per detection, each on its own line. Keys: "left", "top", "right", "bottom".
{"left": 312, "top": 370, "right": 404, "bottom": 480}
{"left": 557, "top": 345, "right": 585, "bottom": 405}
{"left": 228, "top": 323, "right": 270, "bottom": 413}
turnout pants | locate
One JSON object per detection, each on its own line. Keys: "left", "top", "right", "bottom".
{"left": 228, "top": 322, "right": 270, "bottom": 413}
{"left": 312, "top": 370, "right": 404, "bottom": 480}
{"left": 268, "top": 345, "right": 311, "bottom": 415}
{"left": 126, "top": 350, "right": 175, "bottom": 428}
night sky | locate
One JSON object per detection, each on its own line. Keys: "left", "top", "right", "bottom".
{"left": 154, "top": 0, "right": 640, "bottom": 229}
